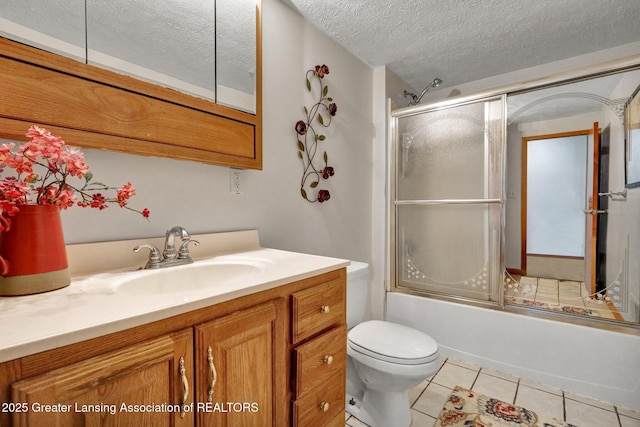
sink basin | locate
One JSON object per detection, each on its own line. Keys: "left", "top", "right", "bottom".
{"left": 116, "top": 259, "right": 266, "bottom": 295}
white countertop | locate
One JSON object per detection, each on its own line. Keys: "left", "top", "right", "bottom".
{"left": 0, "top": 231, "right": 349, "bottom": 363}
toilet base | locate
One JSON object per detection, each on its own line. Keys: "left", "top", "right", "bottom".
{"left": 345, "top": 388, "right": 411, "bottom": 427}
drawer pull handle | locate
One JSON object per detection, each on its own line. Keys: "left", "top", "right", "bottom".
{"left": 319, "top": 401, "right": 330, "bottom": 412}
{"left": 323, "top": 355, "right": 334, "bottom": 365}
{"left": 320, "top": 305, "right": 330, "bottom": 314}
{"left": 207, "top": 346, "right": 217, "bottom": 402}
{"left": 179, "top": 357, "right": 189, "bottom": 418}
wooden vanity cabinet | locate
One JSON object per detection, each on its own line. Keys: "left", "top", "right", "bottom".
{"left": 195, "top": 300, "right": 282, "bottom": 427}
{"left": 11, "top": 329, "right": 194, "bottom": 427}
{"left": 290, "top": 276, "right": 347, "bottom": 427}
{"left": 0, "top": 268, "right": 346, "bottom": 427}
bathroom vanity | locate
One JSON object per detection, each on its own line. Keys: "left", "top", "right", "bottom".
{"left": 0, "top": 231, "right": 348, "bottom": 426}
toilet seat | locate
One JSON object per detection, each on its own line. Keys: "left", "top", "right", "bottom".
{"left": 348, "top": 320, "right": 439, "bottom": 365}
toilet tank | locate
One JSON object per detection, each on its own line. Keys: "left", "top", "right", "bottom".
{"left": 346, "top": 261, "right": 369, "bottom": 329}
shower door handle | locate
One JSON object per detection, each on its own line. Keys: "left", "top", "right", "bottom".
{"left": 583, "top": 208, "right": 607, "bottom": 215}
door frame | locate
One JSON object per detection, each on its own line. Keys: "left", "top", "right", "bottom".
{"left": 520, "top": 125, "right": 599, "bottom": 288}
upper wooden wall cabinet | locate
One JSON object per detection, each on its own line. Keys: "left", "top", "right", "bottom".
{"left": 0, "top": 1, "right": 262, "bottom": 169}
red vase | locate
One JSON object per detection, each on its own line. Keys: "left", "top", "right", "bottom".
{"left": 0, "top": 204, "right": 70, "bottom": 296}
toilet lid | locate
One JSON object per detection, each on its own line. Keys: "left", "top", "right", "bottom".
{"left": 348, "top": 320, "right": 439, "bottom": 365}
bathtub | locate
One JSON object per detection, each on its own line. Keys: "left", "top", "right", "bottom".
{"left": 386, "top": 292, "right": 640, "bottom": 411}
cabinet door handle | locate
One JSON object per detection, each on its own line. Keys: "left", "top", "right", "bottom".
{"left": 179, "top": 357, "right": 189, "bottom": 418}
{"left": 320, "top": 305, "right": 330, "bottom": 314}
{"left": 323, "top": 355, "right": 334, "bottom": 365}
{"left": 207, "top": 346, "right": 217, "bottom": 402}
{"left": 319, "top": 401, "right": 330, "bottom": 412}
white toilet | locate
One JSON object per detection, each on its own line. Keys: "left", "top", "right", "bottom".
{"left": 346, "top": 262, "right": 440, "bottom": 427}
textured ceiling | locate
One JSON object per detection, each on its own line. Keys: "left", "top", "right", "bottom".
{"left": 283, "top": 0, "right": 640, "bottom": 94}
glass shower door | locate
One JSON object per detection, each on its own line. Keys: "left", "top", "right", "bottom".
{"left": 391, "top": 97, "right": 505, "bottom": 303}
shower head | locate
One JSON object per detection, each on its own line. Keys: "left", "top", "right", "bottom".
{"left": 404, "top": 77, "right": 443, "bottom": 105}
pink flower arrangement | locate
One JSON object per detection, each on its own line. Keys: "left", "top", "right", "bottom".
{"left": 0, "top": 125, "right": 149, "bottom": 229}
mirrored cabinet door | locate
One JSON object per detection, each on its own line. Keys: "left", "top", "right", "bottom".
{"left": 0, "top": 0, "right": 86, "bottom": 61}
{"left": 2, "top": 0, "right": 260, "bottom": 114}
{"left": 86, "top": 0, "right": 216, "bottom": 101}
{"left": 1, "top": 0, "right": 261, "bottom": 169}
{"left": 216, "top": 0, "right": 257, "bottom": 113}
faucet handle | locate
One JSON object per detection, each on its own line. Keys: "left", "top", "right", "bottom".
{"left": 178, "top": 239, "right": 200, "bottom": 260}
{"left": 134, "top": 244, "right": 162, "bottom": 269}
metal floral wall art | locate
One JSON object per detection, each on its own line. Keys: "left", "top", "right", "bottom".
{"left": 295, "top": 64, "right": 337, "bottom": 203}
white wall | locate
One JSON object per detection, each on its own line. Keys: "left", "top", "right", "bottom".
{"left": 370, "top": 66, "right": 388, "bottom": 321}
{"left": 385, "top": 68, "right": 413, "bottom": 110}
{"left": 56, "top": 0, "right": 374, "bottom": 267}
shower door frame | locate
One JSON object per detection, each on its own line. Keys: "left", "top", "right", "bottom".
{"left": 386, "top": 57, "right": 640, "bottom": 330}
{"left": 388, "top": 94, "right": 507, "bottom": 308}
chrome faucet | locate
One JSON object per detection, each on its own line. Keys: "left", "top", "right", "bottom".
{"left": 133, "top": 226, "right": 200, "bottom": 269}
{"left": 163, "top": 226, "right": 190, "bottom": 260}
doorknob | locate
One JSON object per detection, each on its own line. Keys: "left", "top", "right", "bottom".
{"left": 583, "top": 209, "right": 608, "bottom": 215}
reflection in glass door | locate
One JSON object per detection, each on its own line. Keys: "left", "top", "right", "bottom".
{"left": 523, "top": 132, "right": 589, "bottom": 283}
{"left": 391, "top": 97, "right": 505, "bottom": 304}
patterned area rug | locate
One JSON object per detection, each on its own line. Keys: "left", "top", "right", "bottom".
{"left": 433, "top": 386, "right": 577, "bottom": 427}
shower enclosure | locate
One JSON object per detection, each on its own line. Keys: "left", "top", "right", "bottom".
{"left": 386, "top": 68, "right": 640, "bottom": 410}
{"left": 390, "top": 64, "right": 640, "bottom": 327}
{"left": 390, "top": 96, "right": 505, "bottom": 305}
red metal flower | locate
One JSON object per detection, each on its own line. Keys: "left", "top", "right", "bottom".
{"left": 295, "top": 120, "right": 307, "bottom": 135}
{"left": 315, "top": 64, "right": 329, "bottom": 78}
{"left": 322, "top": 166, "right": 334, "bottom": 179}
{"left": 317, "top": 189, "right": 331, "bottom": 202}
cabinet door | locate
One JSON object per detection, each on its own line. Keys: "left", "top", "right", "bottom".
{"left": 0, "top": 0, "right": 86, "bottom": 60}
{"left": 86, "top": 0, "right": 216, "bottom": 101}
{"left": 216, "top": 0, "right": 257, "bottom": 113}
{"left": 195, "top": 299, "right": 285, "bottom": 427}
{"left": 11, "top": 329, "right": 193, "bottom": 427}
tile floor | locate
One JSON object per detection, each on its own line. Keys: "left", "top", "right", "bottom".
{"left": 344, "top": 356, "right": 640, "bottom": 427}
{"left": 504, "top": 275, "right": 621, "bottom": 320}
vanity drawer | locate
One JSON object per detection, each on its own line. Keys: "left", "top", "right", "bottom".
{"left": 293, "top": 324, "right": 347, "bottom": 398}
{"left": 325, "top": 412, "right": 346, "bottom": 427}
{"left": 292, "top": 369, "right": 345, "bottom": 427}
{"left": 291, "top": 279, "right": 346, "bottom": 343}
